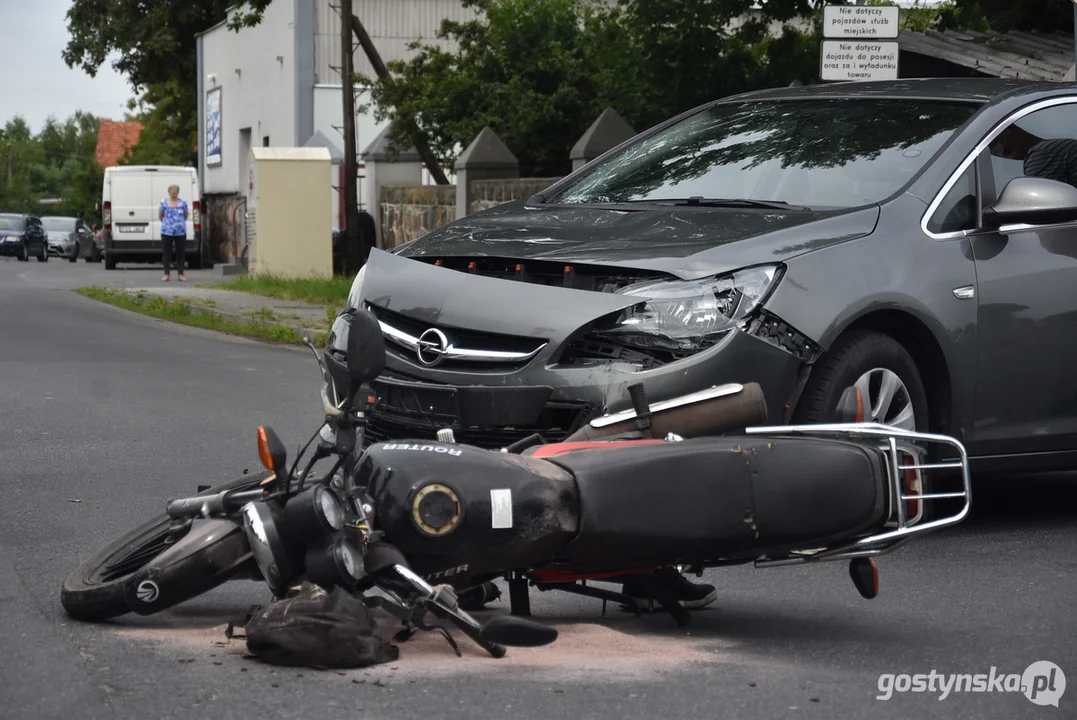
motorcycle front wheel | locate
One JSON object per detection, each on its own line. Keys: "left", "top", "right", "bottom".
{"left": 61, "top": 470, "right": 272, "bottom": 622}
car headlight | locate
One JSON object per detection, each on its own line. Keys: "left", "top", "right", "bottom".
{"left": 595, "top": 265, "right": 783, "bottom": 352}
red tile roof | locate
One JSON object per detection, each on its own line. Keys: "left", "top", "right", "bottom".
{"left": 95, "top": 120, "right": 144, "bottom": 168}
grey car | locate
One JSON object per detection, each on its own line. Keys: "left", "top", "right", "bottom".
{"left": 347, "top": 78, "right": 1077, "bottom": 477}
{"left": 42, "top": 216, "right": 98, "bottom": 262}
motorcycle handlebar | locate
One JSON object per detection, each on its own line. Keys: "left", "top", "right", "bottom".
{"left": 564, "top": 382, "right": 768, "bottom": 442}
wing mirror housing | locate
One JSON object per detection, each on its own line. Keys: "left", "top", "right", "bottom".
{"left": 983, "top": 176, "right": 1077, "bottom": 229}
{"left": 346, "top": 306, "right": 386, "bottom": 385}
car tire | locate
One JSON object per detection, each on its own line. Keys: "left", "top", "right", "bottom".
{"left": 794, "top": 329, "right": 937, "bottom": 518}
{"left": 105, "top": 253, "right": 116, "bottom": 270}
{"left": 37, "top": 245, "right": 48, "bottom": 262}
{"left": 18, "top": 242, "right": 29, "bottom": 262}
{"left": 69, "top": 244, "right": 78, "bottom": 263}
{"left": 795, "top": 329, "right": 928, "bottom": 431}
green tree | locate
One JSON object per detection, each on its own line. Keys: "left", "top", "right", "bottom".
{"left": 361, "top": 0, "right": 830, "bottom": 177}
{"left": 122, "top": 80, "right": 199, "bottom": 167}
{"left": 938, "top": 0, "right": 1073, "bottom": 34}
{"left": 360, "top": 0, "right": 605, "bottom": 177}
{"left": 62, "top": 0, "right": 268, "bottom": 165}
{"left": 0, "top": 112, "right": 103, "bottom": 219}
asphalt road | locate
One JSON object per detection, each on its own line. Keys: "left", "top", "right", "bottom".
{"left": 2, "top": 259, "right": 1076, "bottom": 720}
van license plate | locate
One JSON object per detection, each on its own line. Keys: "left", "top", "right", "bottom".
{"left": 117, "top": 224, "right": 147, "bottom": 233}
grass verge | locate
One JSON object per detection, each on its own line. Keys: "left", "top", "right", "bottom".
{"left": 78, "top": 286, "right": 329, "bottom": 346}
{"left": 200, "top": 273, "right": 353, "bottom": 306}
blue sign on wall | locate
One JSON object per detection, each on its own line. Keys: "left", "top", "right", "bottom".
{"left": 206, "top": 87, "right": 222, "bottom": 166}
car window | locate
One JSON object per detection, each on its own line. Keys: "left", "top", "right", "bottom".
{"left": 927, "top": 164, "right": 978, "bottom": 234}
{"left": 0, "top": 216, "right": 25, "bottom": 231}
{"left": 41, "top": 217, "right": 77, "bottom": 231}
{"left": 551, "top": 98, "right": 980, "bottom": 210}
{"left": 984, "top": 102, "right": 1077, "bottom": 197}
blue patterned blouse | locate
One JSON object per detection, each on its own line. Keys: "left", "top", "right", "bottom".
{"left": 159, "top": 198, "right": 188, "bottom": 236}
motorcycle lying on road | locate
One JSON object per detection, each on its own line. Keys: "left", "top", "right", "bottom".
{"left": 61, "top": 306, "right": 972, "bottom": 658}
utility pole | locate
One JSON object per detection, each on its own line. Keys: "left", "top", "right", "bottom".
{"left": 340, "top": 0, "right": 365, "bottom": 272}
{"left": 349, "top": 15, "right": 449, "bottom": 185}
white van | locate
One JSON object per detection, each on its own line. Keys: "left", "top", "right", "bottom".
{"left": 101, "top": 165, "right": 211, "bottom": 270}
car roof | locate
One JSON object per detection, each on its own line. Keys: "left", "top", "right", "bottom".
{"left": 722, "top": 78, "right": 1067, "bottom": 105}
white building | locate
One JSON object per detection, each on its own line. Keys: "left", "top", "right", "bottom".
{"left": 196, "top": 0, "right": 476, "bottom": 252}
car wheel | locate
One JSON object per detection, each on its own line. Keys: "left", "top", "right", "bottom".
{"left": 795, "top": 329, "right": 927, "bottom": 431}
{"left": 794, "top": 329, "right": 936, "bottom": 516}
{"left": 37, "top": 244, "right": 48, "bottom": 262}
{"left": 69, "top": 244, "right": 79, "bottom": 263}
{"left": 18, "top": 242, "right": 29, "bottom": 261}
{"left": 104, "top": 253, "right": 116, "bottom": 270}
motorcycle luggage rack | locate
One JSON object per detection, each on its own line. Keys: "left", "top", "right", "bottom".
{"left": 743, "top": 422, "right": 971, "bottom": 568}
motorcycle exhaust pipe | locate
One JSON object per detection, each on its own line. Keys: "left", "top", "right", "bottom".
{"left": 565, "top": 382, "right": 768, "bottom": 442}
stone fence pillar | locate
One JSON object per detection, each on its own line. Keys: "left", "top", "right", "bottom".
{"left": 455, "top": 127, "right": 519, "bottom": 219}
{"left": 360, "top": 124, "right": 424, "bottom": 248}
{"left": 570, "top": 108, "right": 636, "bottom": 171}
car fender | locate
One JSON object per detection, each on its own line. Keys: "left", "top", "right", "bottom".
{"left": 764, "top": 195, "right": 978, "bottom": 437}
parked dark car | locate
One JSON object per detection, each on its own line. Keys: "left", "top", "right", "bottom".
{"left": 0, "top": 213, "right": 49, "bottom": 262}
{"left": 41, "top": 216, "right": 99, "bottom": 262}
{"left": 346, "top": 78, "right": 1077, "bottom": 476}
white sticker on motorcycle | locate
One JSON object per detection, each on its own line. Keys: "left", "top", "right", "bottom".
{"left": 490, "top": 489, "right": 513, "bottom": 529}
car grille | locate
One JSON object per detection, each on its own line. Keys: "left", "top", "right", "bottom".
{"left": 362, "top": 401, "right": 590, "bottom": 451}
{"left": 366, "top": 304, "right": 548, "bottom": 372}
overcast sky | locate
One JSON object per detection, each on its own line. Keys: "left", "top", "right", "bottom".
{"left": 0, "top": 0, "right": 133, "bottom": 133}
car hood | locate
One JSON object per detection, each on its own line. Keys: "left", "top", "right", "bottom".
{"left": 395, "top": 200, "right": 881, "bottom": 280}
{"left": 47, "top": 231, "right": 74, "bottom": 242}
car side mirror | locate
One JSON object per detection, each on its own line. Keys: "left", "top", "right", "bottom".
{"left": 346, "top": 306, "right": 386, "bottom": 385}
{"left": 984, "top": 176, "right": 1077, "bottom": 228}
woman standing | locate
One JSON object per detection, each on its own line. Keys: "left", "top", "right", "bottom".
{"left": 159, "top": 184, "right": 189, "bottom": 281}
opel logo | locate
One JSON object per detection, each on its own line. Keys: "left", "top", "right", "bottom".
{"left": 416, "top": 328, "right": 450, "bottom": 367}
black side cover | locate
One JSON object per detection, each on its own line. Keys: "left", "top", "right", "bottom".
{"left": 547, "top": 436, "right": 886, "bottom": 571}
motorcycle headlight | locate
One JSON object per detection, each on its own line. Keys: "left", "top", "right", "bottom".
{"left": 595, "top": 265, "right": 783, "bottom": 352}
{"left": 241, "top": 501, "right": 296, "bottom": 593}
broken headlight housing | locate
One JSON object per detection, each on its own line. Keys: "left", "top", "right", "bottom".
{"left": 593, "top": 265, "right": 783, "bottom": 353}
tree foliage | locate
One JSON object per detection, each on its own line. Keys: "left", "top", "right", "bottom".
{"left": 360, "top": 0, "right": 829, "bottom": 177}
{"left": 0, "top": 113, "right": 104, "bottom": 220}
{"left": 62, "top": 0, "right": 271, "bottom": 166}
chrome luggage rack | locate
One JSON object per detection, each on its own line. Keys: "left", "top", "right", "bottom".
{"left": 742, "top": 422, "right": 972, "bottom": 568}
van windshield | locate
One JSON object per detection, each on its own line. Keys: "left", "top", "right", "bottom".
{"left": 0, "top": 216, "right": 25, "bottom": 231}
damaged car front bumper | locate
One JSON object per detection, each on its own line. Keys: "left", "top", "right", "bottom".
{"left": 353, "top": 249, "right": 820, "bottom": 450}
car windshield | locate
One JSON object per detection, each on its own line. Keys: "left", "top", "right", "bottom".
{"left": 552, "top": 98, "right": 981, "bottom": 209}
{"left": 41, "top": 217, "right": 77, "bottom": 231}
{"left": 0, "top": 216, "right": 25, "bottom": 231}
